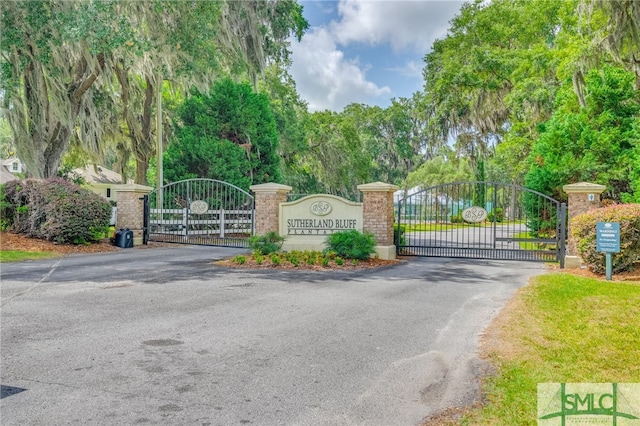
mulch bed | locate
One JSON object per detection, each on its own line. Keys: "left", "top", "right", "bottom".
{"left": 0, "top": 232, "right": 173, "bottom": 255}
{"left": 215, "top": 256, "right": 401, "bottom": 271}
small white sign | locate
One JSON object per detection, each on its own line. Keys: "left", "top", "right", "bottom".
{"left": 189, "top": 200, "right": 209, "bottom": 214}
{"left": 588, "top": 193, "right": 595, "bottom": 202}
{"left": 461, "top": 206, "right": 488, "bottom": 223}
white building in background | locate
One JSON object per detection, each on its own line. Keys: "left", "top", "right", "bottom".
{"left": 0, "top": 158, "right": 25, "bottom": 184}
{"left": 72, "top": 165, "right": 133, "bottom": 203}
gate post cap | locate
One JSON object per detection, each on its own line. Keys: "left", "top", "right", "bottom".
{"left": 562, "top": 182, "right": 606, "bottom": 194}
{"left": 357, "top": 182, "right": 399, "bottom": 192}
{"left": 250, "top": 182, "right": 292, "bottom": 195}
{"left": 115, "top": 183, "right": 153, "bottom": 193}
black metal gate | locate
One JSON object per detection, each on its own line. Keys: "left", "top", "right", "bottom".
{"left": 143, "top": 179, "right": 254, "bottom": 248}
{"left": 396, "top": 181, "right": 566, "bottom": 266}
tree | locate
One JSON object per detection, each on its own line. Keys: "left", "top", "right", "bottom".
{"left": 421, "top": 0, "right": 577, "bottom": 181}
{"left": 524, "top": 66, "right": 640, "bottom": 202}
{"left": 1, "top": 1, "right": 131, "bottom": 178}
{"left": 258, "top": 65, "right": 310, "bottom": 191}
{"left": 164, "top": 79, "right": 280, "bottom": 190}
{"left": 113, "top": 0, "right": 308, "bottom": 185}
{"left": 1, "top": 0, "right": 308, "bottom": 182}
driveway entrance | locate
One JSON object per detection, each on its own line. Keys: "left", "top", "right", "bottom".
{"left": 1, "top": 248, "right": 544, "bottom": 425}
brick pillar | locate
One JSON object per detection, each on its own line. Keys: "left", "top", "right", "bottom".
{"left": 115, "top": 184, "right": 152, "bottom": 246}
{"left": 562, "top": 181, "right": 606, "bottom": 267}
{"left": 357, "top": 182, "right": 399, "bottom": 260}
{"left": 250, "top": 183, "right": 292, "bottom": 235}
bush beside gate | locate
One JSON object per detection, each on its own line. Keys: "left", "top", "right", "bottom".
{"left": 571, "top": 204, "right": 640, "bottom": 274}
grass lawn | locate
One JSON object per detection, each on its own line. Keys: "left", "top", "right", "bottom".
{"left": 456, "top": 273, "right": 640, "bottom": 425}
{"left": 0, "top": 250, "right": 61, "bottom": 263}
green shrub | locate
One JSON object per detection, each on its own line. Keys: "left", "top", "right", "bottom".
{"left": 248, "top": 231, "right": 284, "bottom": 255}
{"left": 335, "top": 257, "right": 344, "bottom": 266}
{"left": 285, "top": 251, "right": 301, "bottom": 266}
{"left": 0, "top": 184, "right": 10, "bottom": 231}
{"left": 571, "top": 204, "right": 640, "bottom": 274}
{"left": 449, "top": 213, "right": 464, "bottom": 224}
{"left": 254, "top": 253, "right": 264, "bottom": 265}
{"left": 321, "top": 257, "right": 330, "bottom": 267}
{"left": 3, "top": 178, "right": 111, "bottom": 244}
{"left": 270, "top": 254, "right": 281, "bottom": 266}
{"left": 393, "top": 224, "right": 406, "bottom": 245}
{"left": 233, "top": 255, "right": 246, "bottom": 265}
{"left": 324, "top": 229, "right": 376, "bottom": 260}
{"left": 304, "top": 251, "right": 317, "bottom": 265}
{"left": 488, "top": 208, "right": 504, "bottom": 223}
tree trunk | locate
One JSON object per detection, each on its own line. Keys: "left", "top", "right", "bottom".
{"left": 9, "top": 52, "right": 102, "bottom": 179}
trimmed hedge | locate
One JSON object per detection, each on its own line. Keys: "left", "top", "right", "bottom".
{"left": 3, "top": 178, "right": 111, "bottom": 244}
{"left": 571, "top": 204, "right": 640, "bottom": 274}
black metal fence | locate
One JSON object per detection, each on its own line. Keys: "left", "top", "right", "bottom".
{"left": 396, "top": 182, "right": 566, "bottom": 266}
{"left": 143, "top": 179, "right": 254, "bottom": 248}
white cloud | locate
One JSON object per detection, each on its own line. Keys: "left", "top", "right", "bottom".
{"left": 290, "top": 0, "right": 463, "bottom": 111}
{"left": 332, "top": 0, "right": 462, "bottom": 52}
{"left": 388, "top": 60, "right": 423, "bottom": 78}
{"left": 289, "top": 27, "right": 391, "bottom": 111}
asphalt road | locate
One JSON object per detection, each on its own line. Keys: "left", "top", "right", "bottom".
{"left": 0, "top": 246, "right": 544, "bottom": 425}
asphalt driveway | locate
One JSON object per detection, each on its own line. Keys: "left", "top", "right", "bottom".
{"left": 0, "top": 246, "right": 544, "bottom": 425}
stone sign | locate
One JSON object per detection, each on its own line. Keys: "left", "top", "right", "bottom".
{"left": 279, "top": 195, "right": 363, "bottom": 251}
{"left": 462, "top": 206, "right": 488, "bottom": 223}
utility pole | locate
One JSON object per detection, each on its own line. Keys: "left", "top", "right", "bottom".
{"left": 156, "top": 73, "right": 163, "bottom": 190}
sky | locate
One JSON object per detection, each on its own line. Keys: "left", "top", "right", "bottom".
{"left": 289, "top": 0, "right": 465, "bottom": 112}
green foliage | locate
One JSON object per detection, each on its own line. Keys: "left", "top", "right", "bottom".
{"left": 0, "top": 184, "right": 10, "bottom": 231}
{"left": 525, "top": 66, "right": 640, "bottom": 202}
{"left": 233, "top": 255, "right": 246, "bottom": 265}
{"left": 404, "top": 151, "right": 473, "bottom": 189}
{"left": 393, "top": 224, "right": 406, "bottom": 246}
{"left": 270, "top": 253, "right": 281, "bottom": 266}
{"left": 248, "top": 231, "right": 285, "bottom": 255}
{"left": 1, "top": 0, "right": 307, "bottom": 182}
{"left": 0, "top": 250, "right": 60, "bottom": 263}
{"left": 287, "top": 252, "right": 300, "bottom": 267}
{"left": 571, "top": 204, "right": 640, "bottom": 274}
{"left": 449, "top": 213, "right": 464, "bottom": 224}
{"left": 488, "top": 208, "right": 504, "bottom": 223}
{"left": 3, "top": 178, "right": 111, "bottom": 244}
{"left": 324, "top": 229, "right": 377, "bottom": 260}
{"left": 165, "top": 79, "right": 280, "bottom": 190}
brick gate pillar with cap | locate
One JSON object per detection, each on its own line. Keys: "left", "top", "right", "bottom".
{"left": 562, "top": 181, "right": 607, "bottom": 268}
{"left": 358, "top": 182, "right": 399, "bottom": 260}
{"left": 115, "top": 183, "right": 153, "bottom": 246}
{"left": 250, "top": 183, "right": 292, "bottom": 235}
